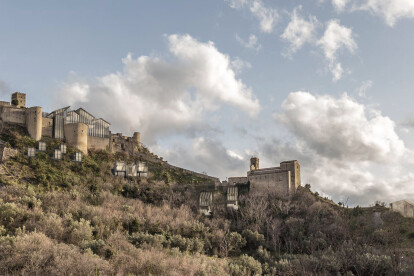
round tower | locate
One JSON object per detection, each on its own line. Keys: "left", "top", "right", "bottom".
{"left": 64, "top": 123, "right": 88, "bottom": 155}
{"left": 133, "top": 132, "right": 141, "bottom": 146}
{"left": 26, "top": 107, "right": 42, "bottom": 141}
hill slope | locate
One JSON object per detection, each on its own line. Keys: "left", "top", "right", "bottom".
{"left": 0, "top": 130, "right": 414, "bottom": 275}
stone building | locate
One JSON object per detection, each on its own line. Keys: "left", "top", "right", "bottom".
{"left": 228, "top": 157, "right": 301, "bottom": 196}
{"left": 0, "top": 92, "right": 42, "bottom": 141}
{"left": 0, "top": 92, "right": 142, "bottom": 156}
{"left": 391, "top": 200, "right": 414, "bottom": 218}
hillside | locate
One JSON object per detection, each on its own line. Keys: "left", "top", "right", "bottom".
{"left": 1, "top": 129, "right": 414, "bottom": 275}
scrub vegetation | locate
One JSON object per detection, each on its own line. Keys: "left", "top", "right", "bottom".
{"left": 1, "top": 129, "right": 414, "bottom": 275}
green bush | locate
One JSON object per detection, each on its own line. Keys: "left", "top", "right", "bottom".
{"left": 242, "top": 229, "right": 265, "bottom": 249}
{"left": 229, "top": 255, "right": 262, "bottom": 276}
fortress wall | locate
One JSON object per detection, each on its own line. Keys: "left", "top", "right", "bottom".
{"left": 26, "top": 107, "right": 42, "bottom": 141}
{"left": 228, "top": 177, "right": 248, "bottom": 185}
{"left": 42, "top": 117, "right": 53, "bottom": 137}
{"left": 88, "top": 136, "right": 109, "bottom": 151}
{"left": 0, "top": 107, "right": 26, "bottom": 125}
{"left": 64, "top": 123, "right": 88, "bottom": 155}
{"left": 248, "top": 170, "right": 291, "bottom": 196}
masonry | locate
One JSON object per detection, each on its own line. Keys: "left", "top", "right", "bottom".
{"left": 228, "top": 157, "right": 301, "bottom": 196}
{"left": 0, "top": 92, "right": 42, "bottom": 141}
{"left": 0, "top": 92, "right": 142, "bottom": 156}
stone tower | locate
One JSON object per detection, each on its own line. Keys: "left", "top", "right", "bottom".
{"left": 280, "top": 160, "right": 301, "bottom": 194}
{"left": 64, "top": 123, "right": 88, "bottom": 155}
{"left": 133, "top": 132, "right": 141, "bottom": 147}
{"left": 11, "top": 92, "right": 26, "bottom": 108}
{"left": 26, "top": 107, "right": 42, "bottom": 141}
{"left": 250, "top": 157, "right": 259, "bottom": 171}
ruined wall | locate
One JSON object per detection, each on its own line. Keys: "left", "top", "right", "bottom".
{"left": 64, "top": 123, "right": 88, "bottom": 155}
{"left": 26, "top": 107, "right": 42, "bottom": 141}
{"left": 42, "top": 117, "right": 53, "bottom": 137}
{"left": 391, "top": 200, "right": 414, "bottom": 218}
{"left": 248, "top": 170, "right": 291, "bottom": 196}
{"left": 88, "top": 136, "right": 109, "bottom": 151}
{"left": 109, "top": 133, "right": 140, "bottom": 155}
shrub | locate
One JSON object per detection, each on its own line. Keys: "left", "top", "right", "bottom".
{"left": 229, "top": 254, "right": 262, "bottom": 276}
{"left": 69, "top": 218, "right": 94, "bottom": 245}
{"left": 242, "top": 229, "right": 265, "bottom": 249}
{"left": 0, "top": 232, "right": 113, "bottom": 275}
{"left": 130, "top": 232, "right": 166, "bottom": 249}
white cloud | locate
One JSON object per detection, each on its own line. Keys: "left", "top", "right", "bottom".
{"left": 227, "top": 0, "right": 279, "bottom": 33}
{"left": 250, "top": 0, "right": 279, "bottom": 33}
{"left": 266, "top": 91, "right": 414, "bottom": 205}
{"left": 236, "top": 34, "right": 262, "bottom": 51}
{"left": 357, "top": 80, "right": 373, "bottom": 97}
{"left": 231, "top": 57, "right": 252, "bottom": 74}
{"left": 56, "top": 34, "right": 260, "bottom": 143}
{"left": 281, "top": 6, "right": 319, "bottom": 57}
{"left": 330, "top": 0, "right": 414, "bottom": 26}
{"left": 318, "top": 20, "right": 357, "bottom": 81}
{"left": 275, "top": 91, "right": 405, "bottom": 162}
{"left": 358, "top": 0, "right": 414, "bottom": 26}
{"left": 332, "top": 0, "right": 351, "bottom": 11}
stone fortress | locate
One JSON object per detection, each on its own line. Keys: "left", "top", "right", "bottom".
{"left": 227, "top": 157, "right": 301, "bottom": 196}
{"left": 0, "top": 92, "right": 141, "bottom": 155}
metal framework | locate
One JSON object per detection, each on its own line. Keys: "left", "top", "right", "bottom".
{"left": 46, "top": 106, "right": 111, "bottom": 139}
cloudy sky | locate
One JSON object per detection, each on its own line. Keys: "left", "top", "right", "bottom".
{"left": 1, "top": 0, "right": 414, "bottom": 205}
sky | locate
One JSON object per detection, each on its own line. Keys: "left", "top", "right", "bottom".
{"left": 1, "top": 0, "right": 414, "bottom": 206}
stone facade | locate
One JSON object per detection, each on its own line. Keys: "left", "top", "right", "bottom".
{"left": 0, "top": 93, "right": 43, "bottom": 141}
{"left": 227, "top": 177, "right": 248, "bottom": 186}
{"left": 0, "top": 92, "right": 143, "bottom": 155}
{"left": 391, "top": 200, "right": 414, "bottom": 218}
{"left": 228, "top": 157, "right": 301, "bottom": 196}
{"left": 11, "top": 92, "right": 26, "bottom": 108}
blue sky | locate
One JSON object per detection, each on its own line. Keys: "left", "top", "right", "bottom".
{"left": 1, "top": 0, "right": 414, "bottom": 205}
